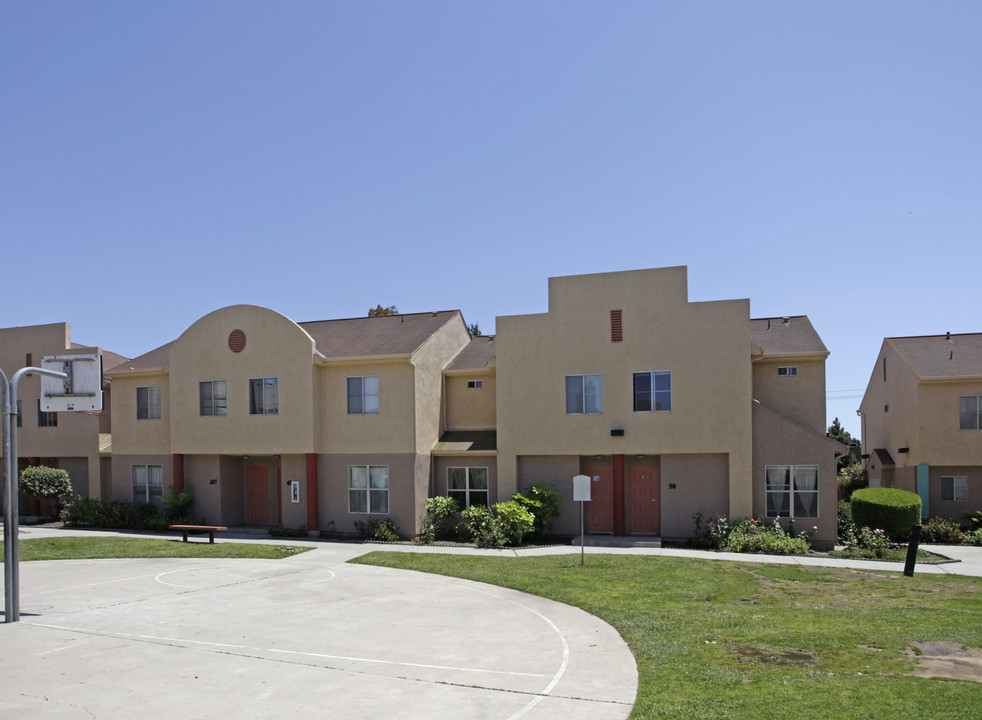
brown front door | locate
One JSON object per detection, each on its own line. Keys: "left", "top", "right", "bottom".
{"left": 246, "top": 466, "right": 269, "bottom": 525}
{"left": 582, "top": 466, "right": 615, "bottom": 533}
{"left": 627, "top": 466, "right": 659, "bottom": 534}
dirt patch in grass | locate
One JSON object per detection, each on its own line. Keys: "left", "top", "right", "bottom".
{"left": 732, "top": 643, "right": 816, "bottom": 667}
{"left": 905, "top": 641, "right": 982, "bottom": 683}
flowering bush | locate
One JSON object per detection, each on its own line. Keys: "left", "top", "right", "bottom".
{"left": 720, "top": 517, "right": 812, "bottom": 555}
{"left": 919, "top": 517, "right": 964, "bottom": 545}
{"left": 840, "top": 525, "right": 890, "bottom": 557}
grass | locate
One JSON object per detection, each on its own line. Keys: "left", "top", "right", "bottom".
{"left": 1, "top": 536, "right": 312, "bottom": 561}
{"left": 351, "top": 552, "right": 982, "bottom": 720}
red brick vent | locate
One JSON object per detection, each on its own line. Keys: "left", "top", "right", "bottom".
{"left": 228, "top": 329, "right": 247, "bottom": 353}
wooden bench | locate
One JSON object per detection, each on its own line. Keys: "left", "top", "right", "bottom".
{"left": 170, "top": 524, "right": 228, "bottom": 544}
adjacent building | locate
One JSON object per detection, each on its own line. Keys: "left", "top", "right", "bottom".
{"left": 0, "top": 322, "right": 126, "bottom": 510}
{"left": 859, "top": 333, "right": 982, "bottom": 521}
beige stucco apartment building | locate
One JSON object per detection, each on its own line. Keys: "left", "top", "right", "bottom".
{"left": 0, "top": 322, "right": 126, "bottom": 510}
{"left": 11, "top": 266, "right": 842, "bottom": 547}
{"left": 859, "top": 333, "right": 982, "bottom": 521}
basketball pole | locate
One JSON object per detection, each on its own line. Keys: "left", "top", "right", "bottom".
{"left": 3, "top": 366, "right": 68, "bottom": 623}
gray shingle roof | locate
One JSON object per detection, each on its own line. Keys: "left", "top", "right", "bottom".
{"left": 888, "top": 333, "right": 982, "bottom": 379}
{"left": 300, "top": 311, "right": 461, "bottom": 358}
{"left": 750, "top": 316, "right": 828, "bottom": 356}
{"left": 446, "top": 336, "right": 496, "bottom": 372}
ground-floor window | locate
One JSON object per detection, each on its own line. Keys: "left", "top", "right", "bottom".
{"left": 132, "top": 465, "right": 163, "bottom": 505}
{"left": 349, "top": 465, "right": 389, "bottom": 513}
{"left": 765, "top": 464, "right": 819, "bottom": 518}
{"left": 941, "top": 476, "right": 968, "bottom": 502}
{"left": 448, "top": 467, "right": 489, "bottom": 508}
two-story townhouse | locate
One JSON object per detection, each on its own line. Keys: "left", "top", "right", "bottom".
{"left": 105, "top": 305, "right": 470, "bottom": 535}
{"left": 492, "top": 267, "right": 842, "bottom": 548}
{"left": 0, "top": 322, "right": 127, "bottom": 510}
{"left": 859, "top": 333, "right": 982, "bottom": 521}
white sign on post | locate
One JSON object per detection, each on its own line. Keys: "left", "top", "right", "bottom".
{"left": 573, "top": 474, "right": 592, "bottom": 502}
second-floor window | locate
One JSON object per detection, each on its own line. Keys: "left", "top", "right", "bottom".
{"left": 347, "top": 376, "right": 379, "bottom": 414}
{"left": 137, "top": 386, "right": 162, "bottom": 420}
{"left": 37, "top": 399, "right": 58, "bottom": 428}
{"left": 199, "top": 380, "right": 227, "bottom": 417}
{"left": 249, "top": 377, "right": 279, "bottom": 415}
{"left": 566, "top": 374, "right": 602, "bottom": 414}
{"left": 960, "top": 396, "right": 981, "bottom": 430}
{"left": 634, "top": 371, "right": 672, "bottom": 412}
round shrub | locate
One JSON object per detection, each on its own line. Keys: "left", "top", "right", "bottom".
{"left": 850, "top": 487, "right": 922, "bottom": 542}
{"left": 20, "top": 465, "right": 72, "bottom": 499}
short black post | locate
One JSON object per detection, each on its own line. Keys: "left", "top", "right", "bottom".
{"left": 903, "top": 524, "right": 922, "bottom": 577}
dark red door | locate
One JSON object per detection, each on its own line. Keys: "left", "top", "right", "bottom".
{"left": 246, "top": 466, "right": 269, "bottom": 525}
{"left": 583, "top": 466, "right": 614, "bottom": 533}
{"left": 627, "top": 466, "right": 659, "bottom": 534}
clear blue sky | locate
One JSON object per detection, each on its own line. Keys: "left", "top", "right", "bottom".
{"left": 3, "top": 2, "right": 980, "bottom": 439}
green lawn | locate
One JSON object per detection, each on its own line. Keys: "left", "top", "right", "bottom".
{"left": 351, "top": 552, "right": 982, "bottom": 720}
{"left": 1, "top": 536, "right": 311, "bottom": 560}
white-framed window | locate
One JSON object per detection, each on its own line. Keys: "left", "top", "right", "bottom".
{"left": 132, "top": 464, "right": 164, "bottom": 505}
{"left": 941, "top": 476, "right": 968, "bottom": 502}
{"left": 199, "top": 380, "right": 227, "bottom": 417}
{"left": 960, "top": 396, "right": 981, "bottom": 430}
{"left": 137, "top": 386, "right": 162, "bottom": 420}
{"left": 765, "top": 465, "right": 819, "bottom": 518}
{"left": 348, "top": 465, "right": 388, "bottom": 513}
{"left": 634, "top": 371, "right": 672, "bottom": 412}
{"left": 37, "top": 399, "right": 58, "bottom": 428}
{"left": 566, "top": 374, "right": 602, "bottom": 414}
{"left": 448, "top": 467, "right": 489, "bottom": 508}
{"left": 347, "top": 376, "right": 379, "bottom": 414}
{"left": 249, "top": 377, "right": 279, "bottom": 415}
{"left": 467, "top": 379, "right": 484, "bottom": 390}
{"left": 778, "top": 366, "right": 798, "bottom": 377}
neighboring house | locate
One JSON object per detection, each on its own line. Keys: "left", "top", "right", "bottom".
{"left": 494, "top": 267, "right": 843, "bottom": 549}
{"left": 0, "top": 322, "right": 127, "bottom": 510}
{"left": 104, "top": 306, "right": 470, "bottom": 535}
{"left": 859, "top": 333, "right": 982, "bottom": 521}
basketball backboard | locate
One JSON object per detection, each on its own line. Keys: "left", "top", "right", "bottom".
{"left": 40, "top": 354, "right": 103, "bottom": 412}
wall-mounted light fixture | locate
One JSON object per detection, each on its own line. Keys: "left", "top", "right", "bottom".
{"left": 610, "top": 429, "right": 625, "bottom": 437}
{"left": 898, "top": 447, "right": 909, "bottom": 454}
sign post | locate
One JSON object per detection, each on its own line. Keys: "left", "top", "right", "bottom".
{"left": 573, "top": 474, "right": 591, "bottom": 567}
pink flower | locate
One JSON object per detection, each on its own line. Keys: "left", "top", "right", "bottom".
{"left": 750, "top": 519, "right": 756, "bottom": 524}
{"left": 813, "top": 526, "right": 818, "bottom": 531}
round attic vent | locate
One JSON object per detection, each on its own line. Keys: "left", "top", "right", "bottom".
{"left": 228, "top": 329, "right": 247, "bottom": 353}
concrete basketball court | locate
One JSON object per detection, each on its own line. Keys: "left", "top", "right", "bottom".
{"left": 0, "top": 541, "right": 637, "bottom": 719}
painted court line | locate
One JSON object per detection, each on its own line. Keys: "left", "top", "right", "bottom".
{"left": 28, "top": 622, "right": 549, "bottom": 679}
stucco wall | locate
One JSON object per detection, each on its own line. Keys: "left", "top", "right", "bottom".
{"left": 928, "top": 465, "right": 982, "bottom": 522}
{"left": 445, "top": 372, "right": 497, "bottom": 430}
{"left": 659, "top": 454, "right": 729, "bottom": 540}
{"left": 111, "top": 454, "right": 174, "bottom": 504}
{"left": 752, "top": 358, "right": 827, "bottom": 433}
{"left": 316, "top": 453, "right": 418, "bottom": 536}
{"left": 110, "top": 372, "right": 171, "bottom": 455}
{"left": 169, "top": 305, "right": 317, "bottom": 455}
{"left": 496, "top": 267, "right": 753, "bottom": 518}
{"left": 412, "top": 314, "right": 471, "bottom": 454}
{"left": 917, "top": 380, "right": 982, "bottom": 466}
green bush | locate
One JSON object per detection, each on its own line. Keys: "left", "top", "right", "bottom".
{"left": 963, "top": 510, "right": 982, "bottom": 530}
{"left": 964, "top": 528, "right": 982, "bottom": 546}
{"left": 493, "top": 500, "right": 535, "bottom": 546}
{"left": 460, "top": 505, "right": 504, "bottom": 548}
{"left": 60, "top": 496, "right": 200, "bottom": 531}
{"left": 837, "top": 499, "right": 857, "bottom": 544}
{"left": 836, "top": 464, "right": 867, "bottom": 500}
{"left": 353, "top": 517, "right": 399, "bottom": 542}
{"left": 417, "top": 496, "right": 460, "bottom": 544}
{"left": 920, "top": 517, "right": 964, "bottom": 545}
{"left": 512, "top": 483, "right": 563, "bottom": 541}
{"left": 20, "top": 466, "right": 73, "bottom": 514}
{"left": 691, "top": 513, "right": 730, "bottom": 549}
{"left": 839, "top": 525, "right": 891, "bottom": 556}
{"left": 850, "top": 487, "right": 922, "bottom": 542}
{"left": 720, "top": 518, "right": 810, "bottom": 555}
{"left": 268, "top": 524, "right": 308, "bottom": 537}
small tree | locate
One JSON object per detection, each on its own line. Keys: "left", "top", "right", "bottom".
{"left": 20, "top": 466, "right": 73, "bottom": 517}
{"left": 468, "top": 322, "right": 481, "bottom": 337}
{"left": 368, "top": 304, "right": 398, "bottom": 317}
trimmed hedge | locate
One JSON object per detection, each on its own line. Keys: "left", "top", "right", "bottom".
{"left": 851, "top": 487, "right": 922, "bottom": 542}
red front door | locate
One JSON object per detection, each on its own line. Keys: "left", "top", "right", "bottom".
{"left": 582, "top": 467, "right": 614, "bottom": 533}
{"left": 627, "top": 466, "right": 659, "bottom": 534}
{"left": 246, "top": 466, "right": 270, "bottom": 525}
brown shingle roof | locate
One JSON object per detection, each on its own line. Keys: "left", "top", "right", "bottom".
{"left": 446, "top": 336, "right": 496, "bottom": 372}
{"left": 106, "top": 341, "right": 174, "bottom": 373}
{"left": 300, "top": 311, "right": 461, "bottom": 358}
{"left": 888, "top": 333, "right": 982, "bottom": 379}
{"left": 750, "top": 316, "right": 828, "bottom": 356}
